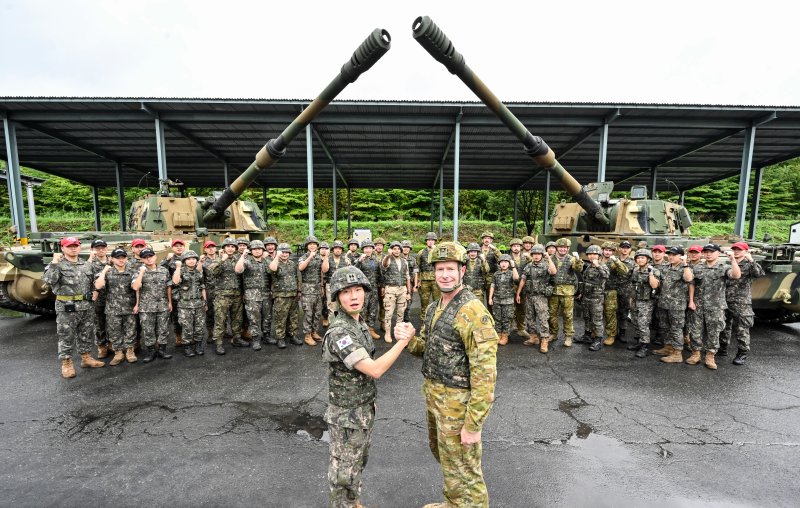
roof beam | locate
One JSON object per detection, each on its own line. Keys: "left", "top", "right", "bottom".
{"left": 140, "top": 102, "right": 227, "bottom": 163}
{"left": 432, "top": 120, "right": 458, "bottom": 187}
{"left": 756, "top": 148, "right": 800, "bottom": 169}
{"left": 311, "top": 125, "right": 349, "bottom": 188}
{"left": 682, "top": 169, "right": 742, "bottom": 192}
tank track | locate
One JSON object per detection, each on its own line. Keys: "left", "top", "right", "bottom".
{"left": 0, "top": 281, "right": 55, "bottom": 316}
{"left": 755, "top": 309, "right": 800, "bottom": 324}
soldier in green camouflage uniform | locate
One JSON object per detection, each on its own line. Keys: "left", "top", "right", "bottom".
{"left": 684, "top": 245, "right": 705, "bottom": 348}
{"left": 687, "top": 244, "right": 741, "bottom": 370}
{"left": 326, "top": 240, "right": 352, "bottom": 318}
{"left": 464, "top": 243, "right": 490, "bottom": 300}
{"left": 600, "top": 242, "right": 630, "bottom": 346}
{"left": 627, "top": 249, "right": 661, "bottom": 358}
{"left": 401, "top": 242, "right": 498, "bottom": 508}
{"left": 650, "top": 247, "right": 694, "bottom": 363}
{"left": 173, "top": 250, "right": 206, "bottom": 357}
{"left": 380, "top": 241, "right": 411, "bottom": 343}
{"left": 508, "top": 238, "right": 530, "bottom": 339}
{"left": 132, "top": 248, "right": 174, "bottom": 362}
{"left": 270, "top": 243, "right": 302, "bottom": 348}
{"left": 401, "top": 240, "right": 419, "bottom": 322}
{"left": 88, "top": 239, "right": 111, "bottom": 358}
{"left": 299, "top": 235, "right": 328, "bottom": 346}
{"left": 720, "top": 242, "right": 764, "bottom": 365}
{"left": 44, "top": 237, "right": 105, "bottom": 378}
{"left": 489, "top": 254, "right": 519, "bottom": 345}
{"left": 323, "top": 266, "right": 410, "bottom": 508}
{"left": 479, "top": 231, "right": 502, "bottom": 310}
{"left": 649, "top": 245, "right": 669, "bottom": 346}
{"left": 615, "top": 240, "right": 635, "bottom": 342}
{"left": 208, "top": 238, "right": 246, "bottom": 355}
{"left": 161, "top": 238, "right": 187, "bottom": 346}
{"left": 200, "top": 240, "right": 219, "bottom": 340}
{"left": 417, "top": 232, "right": 440, "bottom": 319}
{"left": 234, "top": 240, "right": 272, "bottom": 352}
{"left": 346, "top": 239, "right": 360, "bottom": 267}
{"left": 583, "top": 245, "right": 610, "bottom": 352}
{"left": 516, "top": 244, "right": 557, "bottom": 353}
{"left": 548, "top": 238, "right": 584, "bottom": 347}
{"left": 355, "top": 240, "right": 382, "bottom": 338}
{"left": 94, "top": 247, "right": 138, "bottom": 365}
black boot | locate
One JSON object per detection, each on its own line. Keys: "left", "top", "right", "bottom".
{"left": 277, "top": 338, "right": 287, "bottom": 349}
{"left": 156, "top": 344, "right": 172, "bottom": 360}
{"left": 215, "top": 342, "right": 226, "bottom": 355}
{"left": 195, "top": 340, "right": 205, "bottom": 356}
{"left": 231, "top": 337, "right": 250, "bottom": 348}
{"left": 618, "top": 329, "right": 627, "bottom": 343}
{"left": 264, "top": 336, "right": 277, "bottom": 346}
{"left": 252, "top": 339, "right": 262, "bottom": 351}
{"left": 142, "top": 346, "right": 157, "bottom": 363}
{"left": 289, "top": 335, "right": 303, "bottom": 346}
{"left": 635, "top": 343, "right": 648, "bottom": 358}
{"left": 574, "top": 331, "right": 592, "bottom": 344}
{"left": 589, "top": 338, "right": 603, "bottom": 351}
{"left": 183, "top": 343, "right": 196, "bottom": 357}
{"left": 626, "top": 340, "right": 641, "bottom": 351}
{"left": 732, "top": 349, "right": 748, "bottom": 365}
{"left": 718, "top": 342, "right": 729, "bottom": 357}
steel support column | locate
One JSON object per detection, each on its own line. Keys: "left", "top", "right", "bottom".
{"left": 223, "top": 162, "right": 229, "bottom": 188}
{"left": 347, "top": 187, "right": 352, "bottom": 238}
{"left": 512, "top": 190, "right": 518, "bottom": 238}
{"left": 115, "top": 162, "right": 126, "bottom": 231}
{"left": 2, "top": 118, "right": 27, "bottom": 240}
{"left": 262, "top": 187, "right": 268, "bottom": 224}
{"left": 429, "top": 187, "right": 435, "bottom": 232}
{"left": 748, "top": 166, "right": 763, "bottom": 240}
{"left": 679, "top": 190, "right": 686, "bottom": 207}
{"left": 92, "top": 186, "right": 101, "bottom": 231}
{"left": 306, "top": 124, "right": 315, "bottom": 235}
{"left": 438, "top": 166, "right": 444, "bottom": 238}
{"left": 452, "top": 120, "right": 461, "bottom": 242}
{"left": 597, "top": 121, "right": 609, "bottom": 182}
{"left": 543, "top": 171, "right": 551, "bottom": 234}
{"left": 154, "top": 118, "right": 168, "bottom": 182}
{"left": 649, "top": 167, "right": 658, "bottom": 198}
{"left": 734, "top": 125, "right": 757, "bottom": 237}
{"left": 26, "top": 183, "right": 38, "bottom": 232}
{"left": 332, "top": 164, "right": 338, "bottom": 238}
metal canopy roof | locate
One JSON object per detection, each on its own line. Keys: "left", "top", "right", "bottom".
{"left": 2, "top": 98, "right": 799, "bottom": 194}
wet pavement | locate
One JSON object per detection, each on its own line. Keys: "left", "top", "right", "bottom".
{"left": 1, "top": 308, "right": 799, "bottom": 508}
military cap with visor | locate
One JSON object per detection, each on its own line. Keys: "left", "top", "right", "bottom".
{"left": 60, "top": 237, "right": 80, "bottom": 247}
{"left": 90, "top": 239, "right": 107, "bottom": 248}
{"left": 140, "top": 248, "right": 156, "bottom": 258}
{"left": 666, "top": 246, "right": 685, "bottom": 255}
{"left": 131, "top": 238, "right": 147, "bottom": 247}
{"left": 171, "top": 238, "right": 185, "bottom": 246}
{"left": 702, "top": 244, "right": 721, "bottom": 252}
{"left": 730, "top": 241, "right": 749, "bottom": 251}
{"left": 110, "top": 248, "right": 128, "bottom": 258}
{"left": 203, "top": 240, "right": 217, "bottom": 249}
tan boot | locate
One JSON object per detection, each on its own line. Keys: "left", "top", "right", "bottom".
{"left": 540, "top": 338, "right": 549, "bottom": 354}
{"left": 312, "top": 331, "right": 323, "bottom": 341}
{"left": 685, "top": 350, "right": 702, "bottom": 365}
{"left": 384, "top": 334, "right": 393, "bottom": 344}
{"left": 97, "top": 344, "right": 110, "bottom": 359}
{"left": 368, "top": 327, "right": 381, "bottom": 340}
{"left": 109, "top": 350, "right": 125, "bottom": 366}
{"left": 125, "top": 348, "right": 138, "bottom": 363}
{"left": 653, "top": 344, "right": 675, "bottom": 356}
{"left": 498, "top": 332, "right": 508, "bottom": 345}
{"left": 523, "top": 334, "right": 540, "bottom": 346}
{"left": 660, "top": 350, "right": 683, "bottom": 363}
{"left": 563, "top": 336, "right": 573, "bottom": 347}
{"left": 304, "top": 334, "right": 316, "bottom": 346}
{"left": 705, "top": 351, "right": 717, "bottom": 370}
{"left": 517, "top": 328, "right": 530, "bottom": 338}
{"left": 603, "top": 336, "right": 615, "bottom": 346}
{"left": 80, "top": 352, "right": 105, "bottom": 368}
{"left": 61, "top": 358, "right": 76, "bottom": 378}
{"left": 322, "top": 317, "right": 329, "bottom": 327}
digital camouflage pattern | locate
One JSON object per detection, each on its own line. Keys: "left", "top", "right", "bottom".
{"left": 90, "top": 257, "right": 110, "bottom": 346}
{"left": 44, "top": 258, "right": 96, "bottom": 360}
{"left": 300, "top": 252, "right": 325, "bottom": 335}
{"left": 721, "top": 259, "right": 765, "bottom": 351}
{"left": 355, "top": 255, "right": 380, "bottom": 327}
{"left": 176, "top": 269, "right": 205, "bottom": 344}
{"left": 582, "top": 262, "right": 609, "bottom": 338}
{"left": 241, "top": 256, "right": 272, "bottom": 342}
{"left": 201, "top": 255, "right": 218, "bottom": 332}
{"left": 602, "top": 256, "right": 629, "bottom": 339}
{"left": 464, "top": 256, "right": 490, "bottom": 299}
{"left": 102, "top": 266, "right": 137, "bottom": 351}
{"left": 327, "top": 425, "right": 373, "bottom": 508}
{"left": 616, "top": 255, "right": 636, "bottom": 335}
{"left": 491, "top": 270, "right": 516, "bottom": 334}
{"left": 629, "top": 266, "right": 660, "bottom": 343}
{"left": 521, "top": 260, "right": 552, "bottom": 338}
{"left": 271, "top": 258, "right": 301, "bottom": 340}
{"left": 161, "top": 256, "right": 183, "bottom": 337}
{"left": 658, "top": 264, "right": 691, "bottom": 349}
{"left": 691, "top": 262, "right": 732, "bottom": 352}
{"left": 137, "top": 266, "right": 172, "bottom": 347}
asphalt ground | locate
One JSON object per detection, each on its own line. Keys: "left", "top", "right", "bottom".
{"left": 1, "top": 303, "right": 799, "bottom": 508}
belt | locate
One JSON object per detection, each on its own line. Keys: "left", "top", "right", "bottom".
{"left": 56, "top": 294, "right": 86, "bottom": 301}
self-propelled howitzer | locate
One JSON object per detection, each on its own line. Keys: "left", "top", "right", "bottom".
{"left": 203, "top": 28, "right": 391, "bottom": 222}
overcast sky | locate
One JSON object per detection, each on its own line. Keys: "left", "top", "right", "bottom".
{"left": 1, "top": 0, "right": 798, "bottom": 105}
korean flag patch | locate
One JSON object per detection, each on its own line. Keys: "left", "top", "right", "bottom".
{"left": 336, "top": 335, "right": 354, "bottom": 350}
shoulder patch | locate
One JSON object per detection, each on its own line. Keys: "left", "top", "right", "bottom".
{"left": 481, "top": 315, "right": 490, "bottom": 325}
{"left": 336, "top": 336, "right": 354, "bottom": 350}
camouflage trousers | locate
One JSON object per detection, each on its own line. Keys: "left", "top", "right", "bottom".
{"left": 524, "top": 294, "right": 550, "bottom": 338}
{"left": 513, "top": 295, "right": 526, "bottom": 333}
{"left": 273, "top": 296, "right": 300, "bottom": 339}
{"left": 383, "top": 286, "right": 408, "bottom": 334}
{"left": 617, "top": 287, "right": 633, "bottom": 334}
{"left": 548, "top": 295, "right": 575, "bottom": 339}
{"left": 56, "top": 309, "right": 95, "bottom": 360}
{"left": 655, "top": 307, "right": 670, "bottom": 344}
{"left": 170, "top": 298, "right": 182, "bottom": 336}
{"left": 632, "top": 300, "right": 655, "bottom": 343}
{"left": 659, "top": 306, "right": 686, "bottom": 349}
{"left": 720, "top": 305, "right": 754, "bottom": 351}
{"left": 684, "top": 307, "right": 696, "bottom": 340}
{"left": 492, "top": 302, "right": 514, "bottom": 334}
{"left": 419, "top": 279, "right": 440, "bottom": 319}
{"left": 178, "top": 306, "right": 206, "bottom": 344}
{"left": 423, "top": 379, "right": 489, "bottom": 508}
{"left": 94, "top": 304, "right": 108, "bottom": 346}
{"left": 363, "top": 290, "right": 379, "bottom": 330}
{"left": 244, "top": 297, "right": 273, "bottom": 341}
{"left": 212, "top": 292, "right": 243, "bottom": 343}
{"left": 603, "top": 289, "right": 619, "bottom": 339}
{"left": 328, "top": 423, "right": 373, "bottom": 508}
{"left": 691, "top": 306, "right": 726, "bottom": 353}
{"left": 583, "top": 296, "right": 605, "bottom": 338}
{"left": 301, "top": 293, "right": 323, "bottom": 334}
{"left": 205, "top": 290, "right": 216, "bottom": 333}
{"left": 107, "top": 313, "right": 137, "bottom": 351}
{"left": 139, "top": 310, "right": 170, "bottom": 347}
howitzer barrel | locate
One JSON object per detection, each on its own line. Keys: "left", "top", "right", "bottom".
{"left": 412, "top": 16, "right": 608, "bottom": 225}
{"left": 203, "top": 28, "right": 391, "bottom": 222}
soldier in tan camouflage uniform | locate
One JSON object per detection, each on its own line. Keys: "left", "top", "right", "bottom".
{"left": 548, "top": 238, "right": 584, "bottom": 347}
{"left": 208, "top": 238, "right": 246, "bottom": 355}
{"left": 380, "top": 241, "right": 411, "bottom": 343}
{"left": 172, "top": 250, "right": 207, "bottom": 357}
{"left": 463, "top": 243, "right": 490, "bottom": 300}
{"left": 600, "top": 241, "right": 630, "bottom": 347}
{"left": 417, "top": 232, "right": 440, "bottom": 319}
{"left": 399, "top": 242, "right": 498, "bottom": 508}
{"left": 270, "top": 243, "right": 302, "bottom": 349}
{"left": 132, "top": 248, "right": 174, "bottom": 362}
{"left": 720, "top": 242, "right": 764, "bottom": 365}
{"left": 94, "top": 247, "right": 138, "bottom": 365}
{"left": 516, "top": 244, "right": 557, "bottom": 353}
{"left": 489, "top": 254, "right": 519, "bottom": 345}
{"left": 88, "top": 239, "right": 111, "bottom": 358}
{"left": 44, "top": 237, "right": 105, "bottom": 378}
{"left": 299, "top": 235, "right": 328, "bottom": 346}
{"left": 322, "top": 266, "right": 410, "bottom": 508}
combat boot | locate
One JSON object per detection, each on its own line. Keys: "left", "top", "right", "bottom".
{"left": 215, "top": 342, "right": 226, "bottom": 355}
{"left": 80, "top": 352, "right": 105, "bottom": 368}
{"left": 717, "top": 342, "right": 728, "bottom": 357}
{"left": 574, "top": 331, "right": 592, "bottom": 344}
{"left": 384, "top": 334, "right": 393, "bottom": 344}
{"left": 539, "top": 338, "right": 549, "bottom": 354}
{"left": 626, "top": 341, "right": 641, "bottom": 351}
{"left": 61, "top": 358, "right": 76, "bottom": 378}
{"left": 125, "top": 348, "right": 138, "bottom": 363}
{"left": 603, "top": 336, "right": 615, "bottom": 346}
{"left": 97, "top": 344, "right": 110, "bottom": 359}
{"left": 155, "top": 344, "right": 173, "bottom": 360}
{"left": 290, "top": 335, "right": 303, "bottom": 346}
{"left": 264, "top": 336, "right": 278, "bottom": 345}
{"left": 368, "top": 327, "right": 381, "bottom": 340}
{"left": 194, "top": 341, "right": 204, "bottom": 356}
{"left": 241, "top": 327, "right": 252, "bottom": 340}
{"left": 276, "top": 338, "right": 287, "bottom": 349}
{"left": 183, "top": 343, "right": 196, "bottom": 357}
{"left": 252, "top": 339, "right": 262, "bottom": 351}
{"left": 635, "top": 343, "right": 648, "bottom": 358}
{"left": 231, "top": 337, "right": 250, "bottom": 348}
{"left": 588, "top": 338, "right": 603, "bottom": 351}
{"left": 517, "top": 328, "right": 530, "bottom": 339}
{"left": 653, "top": 344, "right": 675, "bottom": 356}
{"left": 685, "top": 350, "right": 702, "bottom": 365}
{"left": 322, "top": 316, "right": 329, "bottom": 327}
{"left": 660, "top": 350, "right": 683, "bottom": 363}
{"left": 563, "top": 336, "right": 573, "bottom": 347}
{"left": 522, "top": 334, "right": 540, "bottom": 346}
{"left": 304, "top": 333, "right": 317, "bottom": 346}
{"left": 312, "top": 331, "right": 323, "bottom": 341}
{"left": 142, "top": 346, "right": 157, "bottom": 363}
{"left": 497, "top": 332, "right": 508, "bottom": 346}
{"left": 704, "top": 351, "right": 717, "bottom": 370}
{"left": 617, "top": 328, "right": 627, "bottom": 343}
{"left": 109, "top": 350, "right": 125, "bottom": 366}
{"left": 733, "top": 349, "right": 748, "bottom": 365}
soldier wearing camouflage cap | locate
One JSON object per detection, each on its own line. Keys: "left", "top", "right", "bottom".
{"left": 270, "top": 243, "right": 302, "bottom": 348}
{"left": 322, "top": 266, "right": 410, "bottom": 507}
{"left": 651, "top": 245, "right": 695, "bottom": 364}
{"left": 172, "top": 249, "right": 206, "bottom": 357}
{"left": 599, "top": 241, "right": 630, "bottom": 348}
{"left": 161, "top": 238, "right": 188, "bottom": 347}
{"left": 548, "top": 238, "right": 584, "bottom": 347}
{"left": 200, "top": 240, "right": 219, "bottom": 342}
{"left": 234, "top": 238, "right": 273, "bottom": 351}
{"left": 380, "top": 240, "right": 411, "bottom": 342}
{"left": 489, "top": 254, "right": 520, "bottom": 345}
{"left": 417, "top": 232, "right": 441, "bottom": 321}
{"left": 516, "top": 244, "right": 557, "bottom": 353}
{"left": 398, "top": 241, "right": 498, "bottom": 508}
{"left": 298, "top": 234, "right": 329, "bottom": 346}
{"left": 319, "top": 241, "right": 331, "bottom": 326}
{"left": 464, "top": 242, "right": 490, "bottom": 301}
